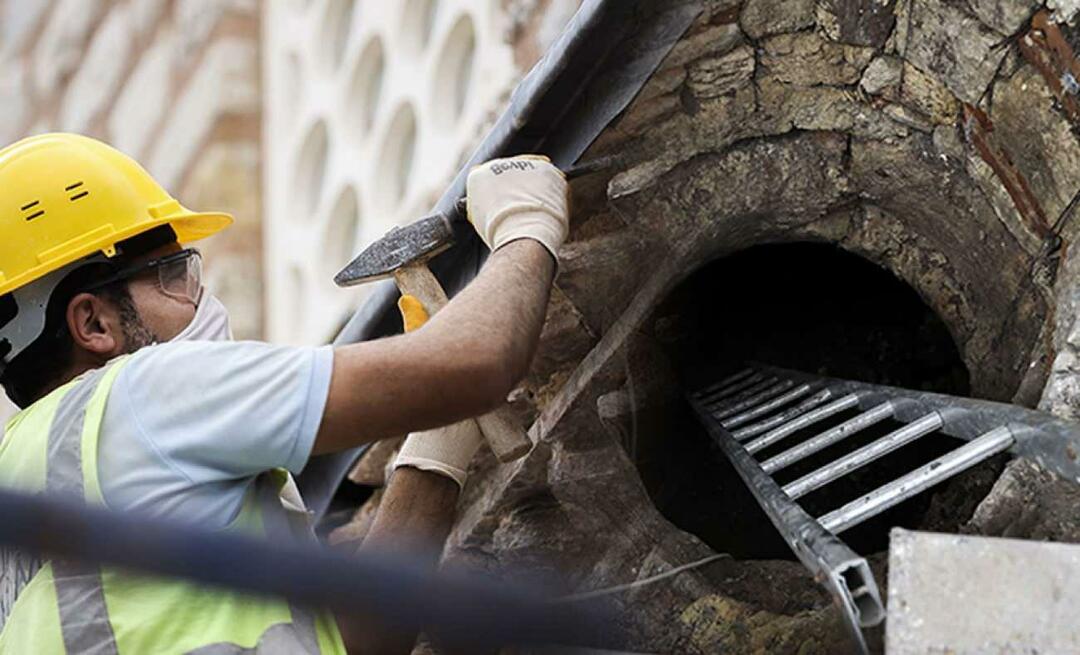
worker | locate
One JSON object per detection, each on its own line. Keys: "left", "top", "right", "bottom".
{"left": 0, "top": 133, "right": 569, "bottom": 654}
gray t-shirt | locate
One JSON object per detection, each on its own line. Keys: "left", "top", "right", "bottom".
{"left": 98, "top": 340, "right": 334, "bottom": 528}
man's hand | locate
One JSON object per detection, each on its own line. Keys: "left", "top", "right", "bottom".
{"left": 467, "top": 155, "right": 569, "bottom": 258}
{"left": 394, "top": 420, "right": 484, "bottom": 489}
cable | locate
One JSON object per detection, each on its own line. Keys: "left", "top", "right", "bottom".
{"left": 557, "top": 553, "right": 730, "bottom": 603}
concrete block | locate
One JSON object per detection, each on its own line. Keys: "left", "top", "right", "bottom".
{"left": 887, "top": 529, "right": 1080, "bottom": 653}
{"left": 60, "top": 5, "right": 133, "bottom": 132}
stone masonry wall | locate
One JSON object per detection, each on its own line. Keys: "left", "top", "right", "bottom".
{"left": 334, "top": 1, "right": 1080, "bottom": 652}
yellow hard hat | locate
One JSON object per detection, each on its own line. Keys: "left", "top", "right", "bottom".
{"left": 0, "top": 133, "right": 232, "bottom": 298}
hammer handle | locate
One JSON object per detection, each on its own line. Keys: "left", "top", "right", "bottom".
{"left": 394, "top": 265, "right": 533, "bottom": 463}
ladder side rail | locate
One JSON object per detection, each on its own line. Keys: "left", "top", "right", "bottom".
{"left": 688, "top": 396, "right": 884, "bottom": 655}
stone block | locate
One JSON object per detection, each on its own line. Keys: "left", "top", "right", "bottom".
{"left": 988, "top": 65, "right": 1080, "bottom": 222}
{"left": 859, "top": 55, "right": 902, "bottom": 95}
{"left": 665, "top": 23, "right": 743, "bottom": 69}
{"left": 966, "top": 458, "right": 1080, "bottom": 541}
{"left": 108, "top": 30, "right": 176, "bottom": 157}
{"left": 348, "top": 437, "right": 404, "bottom": 487}
{"left": 686, "top": 45, "right": 755, "bottom": 100}
{"left": 969, "top": 0, "right": 1040, "bottom": 35}
{"left": 60, "top": 5, "right": 133, "bottom": 132}
{"left": 32, "top": 0, "right": 106, "bottom": 97}
{"left": 739, "top": 0, "right": 816, "bottom": 40}
{"left": 899, "top": 62, "right": 960, "bottom": 125}
{"left": 816, "top": 0, "right": 898, "bottom": 48}
{"left": 899, "top": 0, "right": 1007, "bottom": 105}
{"left": 760, "top": 32, "right": 875, "bottom": 87}
{"left": 888, "top": 529, "right": 1080, "bottom": 653}
{"left": 1049, "top": 0, "right": 1080, "bottom": 23}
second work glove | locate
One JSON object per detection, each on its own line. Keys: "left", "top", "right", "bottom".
{"left": 391, "top": 295, "right": 484, "bottom": 489}
{"left": 466, "top": 155, "right": 570, "bottom": 259}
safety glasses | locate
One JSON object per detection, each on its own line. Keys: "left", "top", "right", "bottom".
{"left": 83, "top": 249, "right": 203, "bottom": 304}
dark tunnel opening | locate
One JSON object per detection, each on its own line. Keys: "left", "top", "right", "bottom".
{"left": 636, "top": 243, "right": 1004, "bottom": 559}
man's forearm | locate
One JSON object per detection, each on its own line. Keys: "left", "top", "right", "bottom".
{"left": 425, "top": 239, "right": 556, "bottom": 393}
{"left": 317, "top": 239, "right": 557, "bottom": 451}
{"left": 337, "top": 467, "right": 459, "bottom": 654}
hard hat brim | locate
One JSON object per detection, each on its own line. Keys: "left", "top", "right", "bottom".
{"left": 169, "top": 211, "right": 234, "bottom": 244}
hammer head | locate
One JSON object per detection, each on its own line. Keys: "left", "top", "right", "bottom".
{"left": 335, "top": 212, "right": 455, "bottom": 287}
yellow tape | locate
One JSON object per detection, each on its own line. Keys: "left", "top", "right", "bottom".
{"left": 398, "top": 294, "right": 429, "bottom": 333}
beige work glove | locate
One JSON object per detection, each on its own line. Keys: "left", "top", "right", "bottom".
{"left": 391, "top": 295, "right": 484, "bottom": 489}
{"left": 466, "top": 155, "right": 570, "bottom": 259}
{"left": 393, "top": 419, "right": 485, "bottom": 489}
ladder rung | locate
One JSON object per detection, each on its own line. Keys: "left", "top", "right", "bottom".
{"left": 699, "top": 372, "right": 766, "bottom": 404}
{"left": 783, "top": 412, "right": 943, "bottom": 499}
{"left": 732, "top": 389, "right": 834, "bottom": 439}
{"left": 716, "top": 380, "right": 798, "bottom": 421}
{"left": 818, "top": 426, "right": 1015, "bottom": 534}
{"left": 697, "top": 368, "right": 754, "bottom": 395}
{"left": 762, "top": 403, "right": 895, "bottom": 474}
{"left": 723, "top": 383, "right": 816, "bottom": 429}
{"left": 707, "top": 376, "right": 778, "bottom": 411}
{"left": 746, "top": 394, "right": 860, "bottom": 453}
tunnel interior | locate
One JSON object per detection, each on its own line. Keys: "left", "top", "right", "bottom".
{"left": 635, "top": 242, "right": 1005, "bottom": 558}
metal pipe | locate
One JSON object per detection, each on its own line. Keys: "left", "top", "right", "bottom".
{"left": 722, "top": 383, "right": 816, "bottom": 429}
{"left": 761, "top": 403, "right": 895, "bottom": 474}
{"left": 819, "top": 426, "right": 1015, "bottom": 534}
{"left": 0, "top": 488, "right": 606, "bottom": 649}
{"left": 783, "top": 412, "right": 943, "bottom": 500}
{"left": 731, "top": 389, "right": 834, "bottom": 440}
{"left": 714, "top": 380, "right": 795, "bottom": 420}
{"left": 746, "top": 394, "right": 860, "bottom": 452}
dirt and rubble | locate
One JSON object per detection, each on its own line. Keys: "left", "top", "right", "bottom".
{"left": 331, "top": 1, "right": 1080, "bottom": 652}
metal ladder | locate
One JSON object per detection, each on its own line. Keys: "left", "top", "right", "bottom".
{"left": 687, "top": 364, "right": 1080, "bottom": 654}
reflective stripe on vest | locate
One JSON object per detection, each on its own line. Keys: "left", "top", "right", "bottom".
{"left": 0, "top": 361, "right": 344, "bottom": 654}
{"left": 49, "top": 367, "right": 120, "bottom": 654}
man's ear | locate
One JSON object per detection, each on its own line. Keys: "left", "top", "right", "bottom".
{"left": 66, "top": 292, "right": 123, "bottom": 358}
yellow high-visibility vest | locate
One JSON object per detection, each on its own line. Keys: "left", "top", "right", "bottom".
{"left": 0, "top": 357, "right": 347, "bottom": 654}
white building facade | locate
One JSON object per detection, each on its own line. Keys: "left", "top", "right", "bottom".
{"left": 263, "top": 0, "right": 522, "bottom": 344}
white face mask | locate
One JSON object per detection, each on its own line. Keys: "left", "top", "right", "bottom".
{"left": 170, "top": 291, "right": 233, "bottom": 342}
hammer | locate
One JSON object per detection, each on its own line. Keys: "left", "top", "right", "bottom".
{"left": 334, "top": 157, "right": 617, "bottom": 462}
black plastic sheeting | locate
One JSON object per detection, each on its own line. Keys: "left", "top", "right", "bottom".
{"left": 298, "top": 0, "right": 703, "bottom": 519}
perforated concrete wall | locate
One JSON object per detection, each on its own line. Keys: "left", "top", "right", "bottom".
{"left": 262, "top": 0, "right": 520, "bottom": 344}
